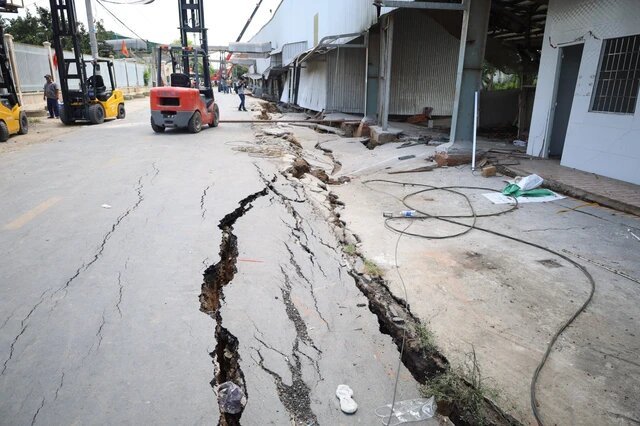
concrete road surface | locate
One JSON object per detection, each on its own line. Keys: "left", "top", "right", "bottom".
{"left": 0, "top": 95, "right": 423, "bottom": 425}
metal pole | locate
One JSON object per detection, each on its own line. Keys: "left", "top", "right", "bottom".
{"left": 85, "top": 0, "right": 99, "bottom": 59}
{"left": 472, "top": 90, "right": 478, "bottom": 170}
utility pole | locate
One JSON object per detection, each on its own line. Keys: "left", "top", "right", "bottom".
{"left": 85, "top": 0, "right": 99, "bottom": 59}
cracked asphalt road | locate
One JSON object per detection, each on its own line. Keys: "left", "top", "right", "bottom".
{"left": 0, "top": 96, "right": 422, "bottom": 425}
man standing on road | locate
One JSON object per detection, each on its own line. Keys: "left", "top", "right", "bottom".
{"left": 237, "top": 78, "right": 247, "bottom": 111}
{"left": 43, "top": 75, "right": 60, "bottom": 119}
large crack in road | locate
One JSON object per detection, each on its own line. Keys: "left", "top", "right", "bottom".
{"left": 199, "top": 188, "right": 268, "bottom": 425}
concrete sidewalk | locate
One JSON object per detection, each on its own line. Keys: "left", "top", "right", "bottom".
{"left": 278, "top": 127, "right": 640, "bottom": 425}
{"left": 497, "top": 158, "right": 640, "bottom": 217}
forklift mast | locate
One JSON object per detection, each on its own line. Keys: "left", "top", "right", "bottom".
{"left": 48, "top": 0, "right": 89, "bottom": 109}
{"left": 178, "top": 0, "right": 211, "bottom": 88}
{"left": 0, "top": 2, "right": 21, "bottom": 107}
{"left": 0, "top": 22, "right": 19, "bottom": 106}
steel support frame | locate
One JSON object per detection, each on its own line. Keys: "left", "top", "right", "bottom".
{"left": 449, "top": 0, "right": 491, "bottom": 150}
{"left": 378, "top": 13, "right": 394, "bottom": 131}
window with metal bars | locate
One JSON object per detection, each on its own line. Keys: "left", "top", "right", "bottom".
{"left": 591, "top": 34, "right": 640, "bottom": 114}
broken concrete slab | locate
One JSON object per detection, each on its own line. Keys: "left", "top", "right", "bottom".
{"left": 369, "top": 126, "right": 403, "bottom": 146}
{"left": 262, "top": 127, "right": 292, "bottom": 137}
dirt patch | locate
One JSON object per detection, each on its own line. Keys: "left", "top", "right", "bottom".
{"left": 0, "top": 119, "right": 77, "bottom": 155}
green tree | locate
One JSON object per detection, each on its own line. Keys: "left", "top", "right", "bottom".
{"left": 2, "top": 7, "right": 116, "bottom": 56}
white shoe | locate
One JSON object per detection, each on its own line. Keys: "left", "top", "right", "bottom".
{"left": 336, "top": 384, "right": 358, "bottom": 414}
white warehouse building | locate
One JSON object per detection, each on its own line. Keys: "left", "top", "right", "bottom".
{"left": 245, "top": 0, "right": 460, "bottom": 118}
{"left": 528, "top": 0, "right": 640, "bottom": 185}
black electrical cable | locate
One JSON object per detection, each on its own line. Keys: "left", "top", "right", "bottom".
{"left": 95, "top": 0, "right": 148, "bottom": 41}
{"left": 363, "top": 179, "right": 596, "bottom": 426}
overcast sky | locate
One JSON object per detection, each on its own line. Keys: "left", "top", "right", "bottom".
{"left": 15, "top": 0, "right": 283, "bottom": 45}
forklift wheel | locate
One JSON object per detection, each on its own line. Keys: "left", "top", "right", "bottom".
{"left": 59, "top": 106, "right": 75, "bottom": 125}
{"left": 18, "top": 111, "right": 28, "bottom": 135}
{"left": 188, "top": 111, "right": 202, "bottom": 133}
{"left": 0, "top": 121, "right": 9, "bottom": 142}
{"left": 150, "top": 118, "right": 165, "bottom": 133}
{"left": 88, "top": 104, "right": 105, "bottom": 124}
{"left": 117, "top": 104, "right": 126, "bottom": 119}
{"left": 210, "top": 104, "right": 219, "bottom": 128}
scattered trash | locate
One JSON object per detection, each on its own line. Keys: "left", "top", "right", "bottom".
{"left": 398, "top": 155, "right": 416, "bottom": 161}
{"left": 628, "top": 229, "right": 640, "bottom": 242}
{"left": 513, "top": 139, "right": 527, "bottom": 148}
{"left": 375, "top": 396, "right": 437, "bottom": 425}
{"left": 483, "top": 191, "right": 565, "bottom": 204}
{"left": 216, "top": 381, "right": 246, "bottom": 414}
{"left": 401, "top": 210, "right": 417, "bottom": 217}
{"left": 101, "top": 204, "right": 112, "bottom": 209}
{"left": 481, "top": 165, "right": 496, "bottom": 177}
{"left": 336, "top": 384, "right": 358, "bottom": 414}
{"left": 502, "top": 174, "right": 554, "bottom": 198}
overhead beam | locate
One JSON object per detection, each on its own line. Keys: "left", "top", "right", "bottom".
{"left": 380, "top": 0, "right": 465, "bottom": 11}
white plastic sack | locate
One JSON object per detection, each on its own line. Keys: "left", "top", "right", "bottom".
{"left": 515, "top": 174, "right": 543, "bottom": 191}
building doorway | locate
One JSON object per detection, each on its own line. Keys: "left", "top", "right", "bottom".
{"left": 548, "top": 43, "right": 584, "bottom": 158}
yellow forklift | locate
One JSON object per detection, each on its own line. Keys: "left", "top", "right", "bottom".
{"left": 0, "top": 2, "right": 28, "bottom": 142}
{"left": 49, "top": 0, "right": 125, "bottom": 124}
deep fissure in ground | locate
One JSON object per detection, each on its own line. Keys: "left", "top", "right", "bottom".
{"left": 199, "top": 188, "right": 268, "bottom": 426}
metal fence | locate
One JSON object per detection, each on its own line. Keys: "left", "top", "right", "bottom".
{"left": 12, "top": 41, "right": 148, "bottom": 93}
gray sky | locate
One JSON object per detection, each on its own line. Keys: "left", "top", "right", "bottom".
{"left": 17, "top": 0, "right": 282, "bottom": 45}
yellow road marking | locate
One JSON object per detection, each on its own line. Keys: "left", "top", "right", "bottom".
{"left": 3, "top": 197, "right": 62, "bottom": 230}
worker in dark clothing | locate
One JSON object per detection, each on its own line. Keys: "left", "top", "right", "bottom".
{"left": 237, "top": 78, "right": 247, "bottom": 111}
{"left": 43, "top": 75, "right": 60, "bottom": 119}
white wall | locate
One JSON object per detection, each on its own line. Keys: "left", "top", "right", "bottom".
{"left": 528, "top": 0, "right": 640, "bottom": 184}
{"left": 249, "top": 0, "right": 387, "bottom": 75}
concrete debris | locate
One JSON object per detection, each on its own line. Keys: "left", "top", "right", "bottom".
{"left": 216, "top": 381, "right": 247, "bottom": 414}
{"left": 481, "top": 165, "right": 497, "bottom": 177}
{"left": 262, "top": 127, "right": 291, "bottom": 137}
{"left": 314, "top": 124, "right": 346, "bottom": 136}
{"left": 369, "top": 126, "right": 403, "bottom": 147}
{"left": 434, "top": 151, "right": 474, "bottom": 167}
{"left": 287, "top": 158, "right": 311, "bottom": 179}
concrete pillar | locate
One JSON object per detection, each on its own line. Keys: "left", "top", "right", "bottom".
{"left": 4, "top": 33, "right": 22, "bottom": 105}
{"left": 43, "top": 41, "right": 55, "bottom": 81}
{"left": 123, "top": 58, "right": 130, "bottom": 88}
{"left": 110, "top": 55, "right": 117, "bottom": 87}
{"left": 377, "top": 13, "right": 394, "bottom": 130}
{"left": 441, "top": 0, "right": 491, "bottom": 160}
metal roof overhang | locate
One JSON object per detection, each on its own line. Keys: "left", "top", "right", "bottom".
{"left": 298, "top": 32, "right": 366, "bottom": 64}
{"left": 262, "top": 65, "right": 289, "bottom": 80}
{"left": 228, "top": 41, "right": 272, "bottom": 54}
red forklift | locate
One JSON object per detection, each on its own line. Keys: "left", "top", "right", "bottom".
{"left": 149, "top": 0, "right": 218, "bottom": 133}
